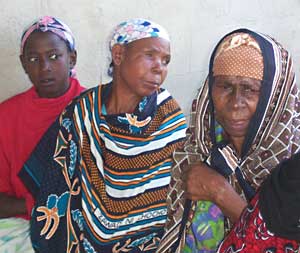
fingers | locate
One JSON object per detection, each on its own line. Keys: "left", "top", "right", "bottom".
{"left": 181, "top": 162, "right": 216, "bottom": 202}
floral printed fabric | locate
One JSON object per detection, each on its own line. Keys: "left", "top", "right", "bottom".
{"left": 217, "top": 194, "right": 300, "bottom": 252}
{"left": 183, "top": 201, "right": 224, "bottom": 253}
{"left": 0, "top": 218, "right": 34, "bottom": 253}
{"left": 182, "top": 126, "right": 225, "bottom": 253}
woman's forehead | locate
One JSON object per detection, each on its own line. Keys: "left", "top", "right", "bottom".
{"left": 23, "top": 31, "right": 68, "bottom": 53}
{"left": 126, "top": 37, "right": 170, "bottom": 51}
{"left": 214, "top": 75, "right": 262, "bottom": 85}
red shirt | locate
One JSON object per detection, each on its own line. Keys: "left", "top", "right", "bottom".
{"left": 0, "top": 77, "right": 85, "bottom": 219}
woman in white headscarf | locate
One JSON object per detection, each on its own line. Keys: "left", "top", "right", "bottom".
{"left": 19, "top": 18, "right": 187, "bottom": 253}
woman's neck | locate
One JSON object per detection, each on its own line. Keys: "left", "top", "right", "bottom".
{"left": 229, "top": 136, "right": 244, "bottom": 157}
{"left": 105, "top": 82, "right": 141, "bottom": 114}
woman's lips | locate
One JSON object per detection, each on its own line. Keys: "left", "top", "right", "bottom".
{"left": 227, "top": 119, "right": 249, "bottom": 131}
{"left": 40, "top": 78, "right": 55, "bottom": 86}
{"left": 144, "top": 81, "right": 160, "bottom": 89}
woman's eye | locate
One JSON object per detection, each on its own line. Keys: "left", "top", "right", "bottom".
{"left": 162, "top": 58, "right": 170, "bottom": 66}
{"left": 221, "top": 84, "right": 232, "bottom": 91}
{"left": 28, "top": 57, "right": 38, "bottom": 62}
{"left": 244, "top": 86, "right": 259, "bottom": 93}
{"left": 145, "top": 52, "right": 153, "bottom": 57}
{"left": 49, "top": 54, "right": 58, "bottom": 60}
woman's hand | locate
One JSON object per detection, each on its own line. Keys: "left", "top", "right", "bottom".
{"left": 183, "top": 162, "right": 224, "bottom": 202}
{"left": 0, "top": 193, "right": 27, "bottom": 218}
{"left": 183, "top": 162, "right": 247, "bottom": 223}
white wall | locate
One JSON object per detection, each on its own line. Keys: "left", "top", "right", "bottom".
{"left": 1, "top": 0, "right": 300, "bottom": 120}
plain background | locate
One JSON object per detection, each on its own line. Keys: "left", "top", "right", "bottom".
{"left": 1, "top": 0, "right": 300, "bottom": 119}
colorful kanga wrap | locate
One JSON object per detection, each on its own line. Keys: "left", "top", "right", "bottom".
{"left": 19, "top": 83, "right": 187, "bottom": 253}
{"left": 107, "top": 18, "right": 170, "bottom": 76}
{"left": 217, "top": 153, "right": 300, "bottom": 252}
{"left": 20, "top": 16, "right": 76, "bottom": 77}
{"left": 157, "top": 29, "right": 300, "bottom": 252}
{"left": 217, "top": 194, "right": 300, "bottom": 252}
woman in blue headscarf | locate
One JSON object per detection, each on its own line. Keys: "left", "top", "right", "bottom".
{"left": 19, "top": 18, "right": 187, "bottom": 253}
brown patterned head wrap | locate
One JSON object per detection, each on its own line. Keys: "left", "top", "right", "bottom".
{"left": 213, "top": 33, "right": 264, "bottom": 80}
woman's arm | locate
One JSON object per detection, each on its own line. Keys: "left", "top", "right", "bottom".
{"left": 184, "top": 162, "right": 247, "bottom": 223}
{"left": 0, "top": 193, "right": 27, "bottom": 218}
{"left": 0, "top": 140, "right": 27, "bottom": 217}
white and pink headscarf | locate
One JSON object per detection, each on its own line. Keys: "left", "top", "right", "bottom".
{"left": 20, "top": 16, "right": 75, "bottom": 55}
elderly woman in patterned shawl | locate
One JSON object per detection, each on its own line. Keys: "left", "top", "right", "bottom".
{"left": 19, "top": 18, "right": 187, "bottom": 253}
{"left": 157, "top": 29, "right": 300, "bottom": 252}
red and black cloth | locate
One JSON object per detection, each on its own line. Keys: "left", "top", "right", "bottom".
{"left": 217, "top": 153, "right": 300, "bottom": 252}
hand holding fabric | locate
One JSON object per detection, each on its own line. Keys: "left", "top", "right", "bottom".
{"left": 183, "top": 162, "right": 247, "bottom": 223}
{"left": 183, "top": 162, "right": 225, "bottom": 202}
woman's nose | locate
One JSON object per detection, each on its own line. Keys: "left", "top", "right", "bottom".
{"left": 40, "top": 58, "right": 51, "bottom": 72}
{"left": 152, "top": 58, "right": 163, "bottom": 73}
{"left": 231, "top": 90, "right": 245, "bottom": 109}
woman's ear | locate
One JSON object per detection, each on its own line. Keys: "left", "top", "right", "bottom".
{"left": 111, "top": 44, "right": 125, "bottom": 66}
{"left": 19, "top": 54, "right": 28, "bottom": 74}
{"left": 69, "top": 50, "right": 77, "bottom": 68}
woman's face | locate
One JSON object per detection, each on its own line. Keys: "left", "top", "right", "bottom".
{"left": 20, "top": 31, "right": 76, "bottom": 98}
{"left": 212, "top": 75, "right": 261, "bottom": 148}
{"left": 116, "top": 37, "right": 170, "bottom": 98}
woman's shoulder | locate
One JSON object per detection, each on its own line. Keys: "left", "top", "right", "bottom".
{"left": 0, "top": 87, "right": 33, "bottom": 114}
{"left": 157, "top": 87, "right": 182, "bottom": 109}
{"left": 157, "top": 87, "right": 172, "bottom": 102}
{"left": 71, "top": 85, "right": 99, "bottom": 101}
{"left": 63, "top": 85, "right": 102, "bottom": 115}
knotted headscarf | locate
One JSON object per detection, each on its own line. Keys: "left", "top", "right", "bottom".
{"left": 20, "top": 16, "right": 75, "bottom": 55}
